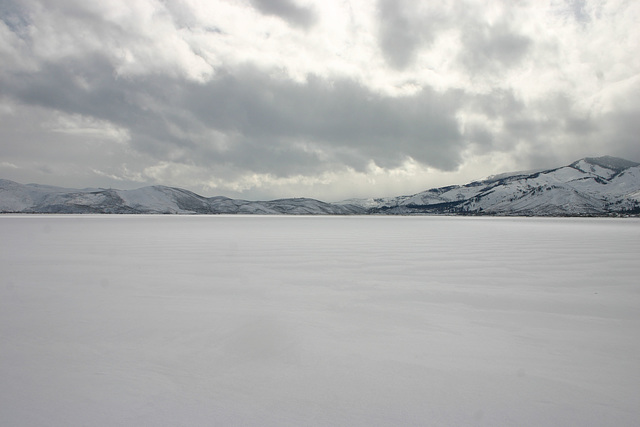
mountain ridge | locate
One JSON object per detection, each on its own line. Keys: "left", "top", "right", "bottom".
{"left": 347, "top": 156, "right": 640, "bottom": 216}
{"left": 2, "top": 156, "right": 639, "bottom": 216}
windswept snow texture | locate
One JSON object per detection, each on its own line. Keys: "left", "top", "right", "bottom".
{"left": 1, "top": 216, "right": 640, "bottom": 426}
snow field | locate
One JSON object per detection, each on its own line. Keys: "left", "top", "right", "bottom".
{"left": 1, "top": 215, "right": 639, "bottom": 426}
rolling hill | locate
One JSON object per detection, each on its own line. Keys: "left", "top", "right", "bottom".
{"left": 2, "top": 156, "right": 639, "bottom": 216}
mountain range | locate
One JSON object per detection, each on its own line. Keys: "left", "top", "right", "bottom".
{"left": 1, "top": 156, "right": 639, "bottom": 216}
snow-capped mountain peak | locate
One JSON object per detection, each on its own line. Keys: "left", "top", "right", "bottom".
{"left": 346, "top": 156, "right": 640, "bottom": 216}
{"left": 574, "top": 155, "right": 640, "bottom": 173}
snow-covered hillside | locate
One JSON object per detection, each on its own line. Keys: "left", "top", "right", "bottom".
{"left": 0, "top": 180, "right": 365, "bottom": 215}
{"left": 345, "top": 156, "right": 640, "bottom": 216}
{"left": 1, "top": 156, "right": 639, "bottom": 215}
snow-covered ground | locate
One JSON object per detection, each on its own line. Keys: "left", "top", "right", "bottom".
{"left": 1, "top": 215, "right": 639, "bottom": 426}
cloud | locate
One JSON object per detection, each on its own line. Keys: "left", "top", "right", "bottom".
{"left": 377, "top": 0, "right": 423, "bottom": 69}
{"left": 458, "top": 21, "right": 531, "bottom": 74}
{"left": 375, "top": 0, "right": 450, "bottom": 70}
{"left": 2, "top": 50, "right": 465, "bottom": 175}
{"left": 0, "top": 0, "right": 639, "bottom": 199}
{"left": 249, "top": 0, "right": 317, "bottom": 29}
{"left": 183, "top": 68, "right": 464, "bottom": 170}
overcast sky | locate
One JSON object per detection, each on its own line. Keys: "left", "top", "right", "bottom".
{"left": 1, "top": 0, "right": 638, "bottom": 200}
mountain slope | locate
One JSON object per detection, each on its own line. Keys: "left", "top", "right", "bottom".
{"left": 350, "top": 156, "right": 640, "bottom": 216}
{"left": 0, "top": 180, "right": 365, "bottom": 215}
{"left": 1, "top": 156, "right": 639, "bottom": 215}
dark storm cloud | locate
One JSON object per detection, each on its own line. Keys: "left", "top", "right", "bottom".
{"left": 183, "top": 68, "right": 464, "bottom": 170}
{"left": 159, "top": 0, "right": 223, "bottom": 34}
{"left": 377, "top": 0, "right": 419, "bottom": 69}
{"left": 603, "top": 106, "right": 640, "bottom": 161}
{"left": 460, "top": 89, "right": 637, "bottom": 169}
{"left": 0, "top": 0, "right": 29, "bottom": 36}
{"left": 469, "top": 89, "right": 524, "bottom": 119}
{"left": 459, "top": 22, "right": 531, "bottom": 73}
{"left": 160, "top": 1, "right": 199, "bottom": 30}
{"left": 376, "top": 0, "right": 438, "bottom": 69}
{"left": 1, "top": 51, "right": 465, "bottom": 177}
{"left": 2, "top": 56, "right": 205, "bottom": 164}
{"left": 249, "top": 0, "right": 317, "bottom": 29}
{"left": 568, "top": 0, "right": 590, "bottom": 23}
{"left": 376, "top": 1, "right": 531, "bottom": 74}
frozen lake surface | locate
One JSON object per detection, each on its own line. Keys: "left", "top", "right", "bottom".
{"left": 1, "top": 215, "right": 639, "bottom": 426}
